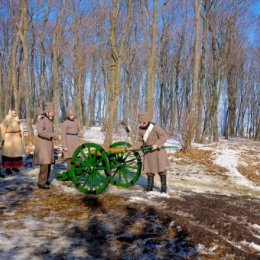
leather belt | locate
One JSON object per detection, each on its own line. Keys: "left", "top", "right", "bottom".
{"left": 38, "top": 135, "right": 52, "bottom": 141}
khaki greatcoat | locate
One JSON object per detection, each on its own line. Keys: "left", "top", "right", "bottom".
{"left": 135, "top": 123, "right": 170, "bottom": 174}
{"left": 33, "top": 115, "right": 55, "bottom": 165}
{"left": 61, "top": 119, "right": 80, "bottom": 159}
{"left": 1, "top": 115, "right": 24, "bottom": 157}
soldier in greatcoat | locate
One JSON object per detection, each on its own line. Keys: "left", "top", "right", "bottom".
{"left": 61, "top": 108, "right": 80, "bottom": 170}
{"left": 1, "top": 109, "right": 24, "bottom": 177}
{"left": 33, "top": 102, "right": 58, "bottom": 189}
{"left": 135, "top": 112, "right": 170, "bottom": 192}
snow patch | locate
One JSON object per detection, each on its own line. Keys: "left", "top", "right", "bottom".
{"left": 240, "top": 240, "right": 260, "bottom": 253}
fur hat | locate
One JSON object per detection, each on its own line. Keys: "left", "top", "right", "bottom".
{"left": 66, "top": 107, "right": 74, "bottom": 116}
{"left": 138, "top": 112, "right": 150, "bottom": 123}
{"left": 45, "top": 102, "right": 55, "bottom": 113}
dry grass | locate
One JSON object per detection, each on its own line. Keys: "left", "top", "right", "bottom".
{"left": 237, "top": 165, "right": 260, "bottom": 185}
{"left": 13, "top": 189, "right": 127, "bottom": 224}
{"left": 237, "top": 146, "right": 260, "bottom": 184}
{"left": 174, "top": 149, "right": 228, "bottom": 176}
{"left": 239, "top": 153, "right": 259, "bottom": 165}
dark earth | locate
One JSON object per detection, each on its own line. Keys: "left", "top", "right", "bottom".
{"left": 0, "top": 172, "right": 259, "bottom": 260}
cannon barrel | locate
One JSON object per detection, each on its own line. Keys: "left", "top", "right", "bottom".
{"left": 129, "top": 145, "right": 179, "bottom": 152}
{"left": 105, "top": 145, "right": 178, "bottom": 154}
{"left": 103, "top": 145, "right": 178, "bottom": 154}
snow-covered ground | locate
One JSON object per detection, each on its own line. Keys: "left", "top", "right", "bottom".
{"left": 0, "top": 126, "right": 259, "bottom": 260}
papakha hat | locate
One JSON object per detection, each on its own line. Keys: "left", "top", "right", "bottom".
{"left": 45, "top": 102, "right": 55, "bottom": 113}
{"left": 66, "top": 107, "right": 74, "bottom": 116}
{"left": 138, "top": 112, "right": 150, "bottom": 123}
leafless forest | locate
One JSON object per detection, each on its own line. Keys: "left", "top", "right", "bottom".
{"left": 0, "top": 0, "right": 259, "bottom": 148}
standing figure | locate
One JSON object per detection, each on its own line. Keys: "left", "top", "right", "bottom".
{"left": 135, "top": 112, "right": 170, "bottom": 193}
{"left": 61, "top": 108, "right": 80, "bottom": 170}
{"left": 1, "top": 109, "right": 24, "bottom": 177}
{"left": 33, "top": 102, "right": 58, "bottom": 189}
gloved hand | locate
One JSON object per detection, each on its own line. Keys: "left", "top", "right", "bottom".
{"left": 152, "top": 144, "right": 159, "bottom": 150}
{"left": 1, "top": 140, "right": 4, "bottom": 146}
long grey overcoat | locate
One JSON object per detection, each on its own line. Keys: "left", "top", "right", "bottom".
{"left": 61, "top": 119, "right": 80, "bottom": 159}
{"left": 33, "top": 115, "right": 55, "bottom": 164}
{"left": 135, "top": 123, "right": 170, "bottom": 174}
{"left": 1, "top": 115, "right": 24, "bottom": 157}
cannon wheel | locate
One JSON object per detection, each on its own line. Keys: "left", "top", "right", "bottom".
{"left": 109, "top": 141, "right": 141, "bottom": 188}
{"left": 70, "top": 143, "right": 110, "bottom": 194}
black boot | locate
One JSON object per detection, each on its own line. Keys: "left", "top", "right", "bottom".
{"left": 160, "top": 175, "right": 167, "bottom": 193}
{"left": 146, "top": 175, "right": 154, "bottom": 191}
{"left": 0, "top": 172, "right": 6, "bottom": 178}
{"left": 6, "top": 168, "right": 13, "bottom": 175}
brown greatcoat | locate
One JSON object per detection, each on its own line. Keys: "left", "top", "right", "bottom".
{"left": 1, "top": 114, "right": 24, "bottom": 157}
{"left": 33, "top": 115, "right": 56, "bottom": 164}
{"left": 135, "top": 123, "right": 170, "bottom": 174}
{"left": 61, "top": 119, "right": 80, "bottom": 159}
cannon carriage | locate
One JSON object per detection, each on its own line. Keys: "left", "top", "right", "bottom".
{"left": 55, "top": 141, "right": 143, "bottom": 194}
{"left": 55, "top": 141, "right": 176, "bottom": 194}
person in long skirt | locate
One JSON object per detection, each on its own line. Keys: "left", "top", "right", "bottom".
{"left": 1, "top": 109, "right": 24, "bottom": 177}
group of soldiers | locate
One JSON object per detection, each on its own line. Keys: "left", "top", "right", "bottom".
{"left": 0, "top": 103, "right": 80, "bottom": 190}
{"left": 33, "top": 102, "right": 80, "bottom": 189}
{"left": 0, "top": 105, "right": 169, "bottom": 193}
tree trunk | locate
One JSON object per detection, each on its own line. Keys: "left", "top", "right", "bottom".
{"left": 158, "top": 20, "right": 169, "bottom": 129}
{"left": 201, "top": 3, "right": 219, "bottom": 143}
{"left": 51, "top": 0, "right": 66, "bottom": 130}
{"left": 195, "top": 0, "right": 208, "bottom": 143}
{"left": 183, "top": 0, "right": 202, "bottom": 151}
{"left": 19, "top": 0, "right": 33, "bottom": 136}
{"left": 7, "top": 25, "right": 20, "bottom": 114}
{"left": 227, "top": 64, "right": 237, "bottom": 137}
{"left": 39, "top": 0, "right": 50, "bottom": 109}
{"left": 144, "top": 0, "right": 158, "bottom": 119}
{"left": 103, "top": 0, "right": 131, "bottom": 147}
{"left": 86, "top": 53, "right": 98, "bottom": 127}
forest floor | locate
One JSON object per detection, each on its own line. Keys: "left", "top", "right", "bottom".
{"left": 0, "top": 132, "right": 259, "bottom": 260}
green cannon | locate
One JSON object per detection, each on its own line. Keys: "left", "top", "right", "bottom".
{"left": 55, "top": 141, "right": 177, "bottom": 194}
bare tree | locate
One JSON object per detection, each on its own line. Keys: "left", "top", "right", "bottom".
{"left": 183, "top": 0, "right": 202, "bottom": 151}
{"left": 50, "top": 0, "right": 66, "bottom": 130}
{"left": 140, "top": 0, "right": 158, "bottom": 118}
{"left": 18, "top": 0, "right": 33, "bottom": 135}
{"left": 103, "top": 0, "right": 132, "bottom": 147}
{"left": 195, "top": 0, "right": 208, "bottom": 142}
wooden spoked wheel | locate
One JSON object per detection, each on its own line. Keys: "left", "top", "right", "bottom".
{"left": 70, "top": 143, "right": 110, "bottom": 194}
{"left": 109, "top": 141, "right": 142, "bottom": 188}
